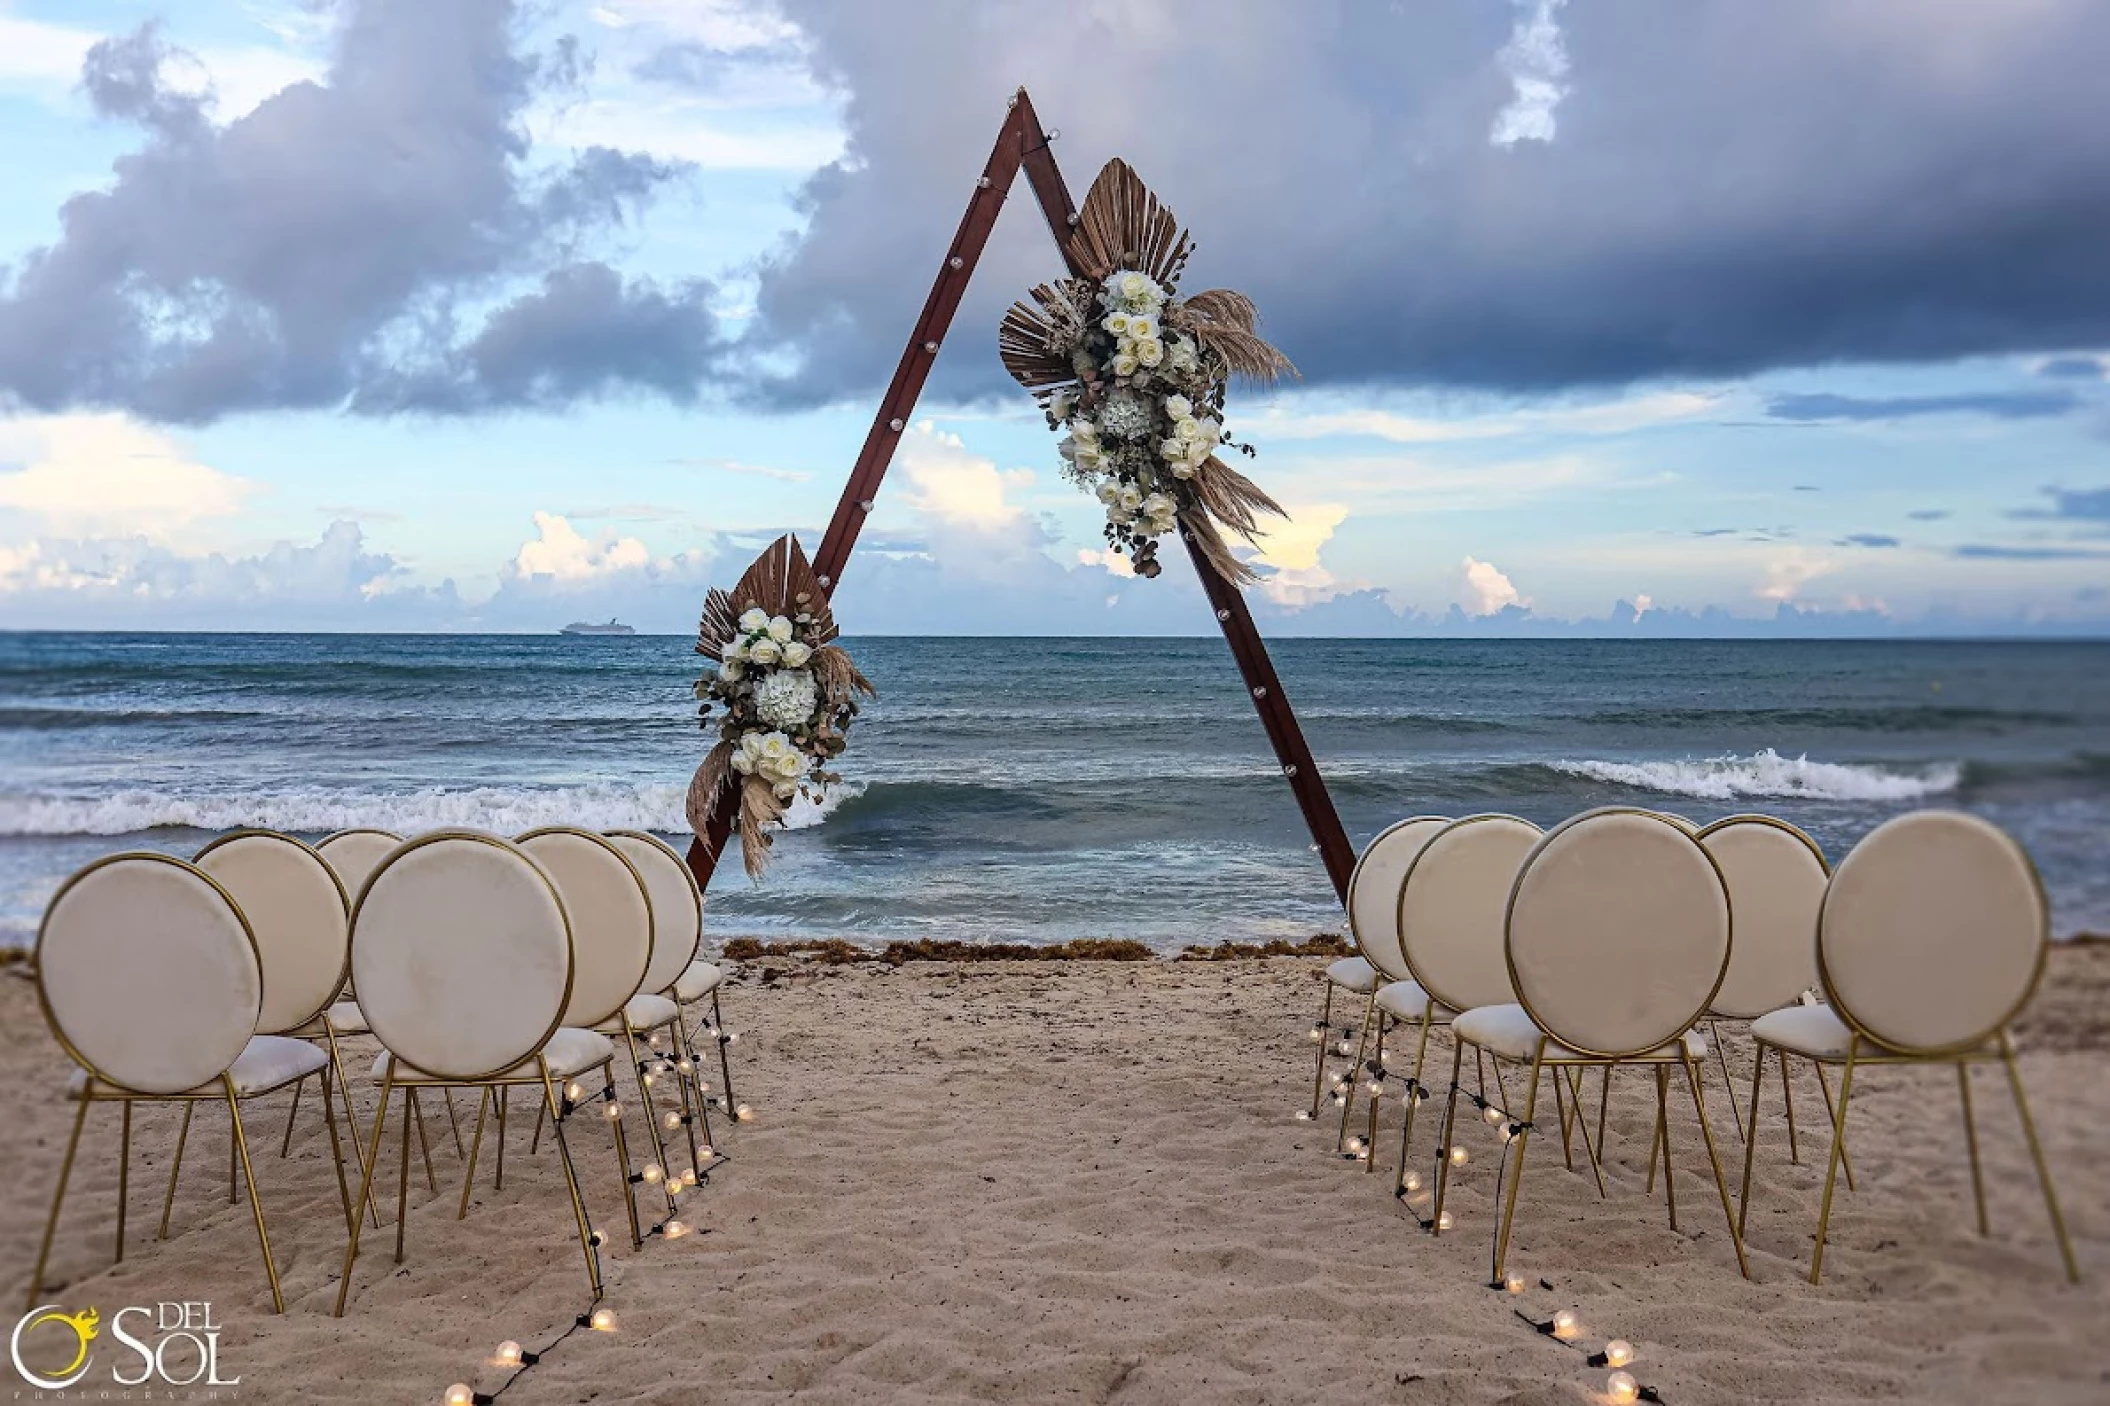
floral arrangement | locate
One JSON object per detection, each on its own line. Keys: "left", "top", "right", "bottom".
{"left": 1000, "top": 159, "right": 1295, "bottom": 584}
{"left": 686, "top": 535, "right": 873, "bottom": 879}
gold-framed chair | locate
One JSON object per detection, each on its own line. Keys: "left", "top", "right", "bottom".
{"left": 1327, "top": 816, "right": 1449, "bottom": 1170}
{"left": 1429, "top": 808, "right": 1749, "bottom": 1284}
{"left": 29, "top": 853, "right": 344, "bottom": 1314}
{"left": 1385, "top": 815, "right": 1546, "bottom": 1201}
{"left": 1737, "top": 809, "right": 2078, "bottom": 1284}
{"left": 334, "top": 831, "right": 632, "bottom": 1316}
{"left": 606, "top": 829, "right": 719, "bottom": 1175}
{"left": 515, "top": 827, "right": 685, "bottom": 1232}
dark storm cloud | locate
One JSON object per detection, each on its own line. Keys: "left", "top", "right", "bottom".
{"left": 1765, "top": 391, "right": 2081, "bottom": 422}
{"left": 737, "top": 0, "right": 2110, "bottom": 408}
{"left": 2036, "top": 356, "right": 2105, "bottom": 379}
{"left": 0, "top": 1, "right": 719, "bottom": 422}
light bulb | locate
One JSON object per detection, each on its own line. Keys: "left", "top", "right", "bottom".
{"left": 680, "top": 1168, "right": 697, "bottom": 1187}
{"left": 664, "top": 1219, "right": 690, "bottom": 1239}
{"left": 1294, "top": 1110, "right": 1312, "bottom": 1122}
{"left": 1449, "top": 1146, "right": 1469, "bottom": 1167}
{"left": 642, "top": 1163, "right": 663, "bottom": 1184}
{"left": 1403, "top": 1172, "right": 1421, "bottom": 1192}
{"left": 1504, "top": 1274, "right": 1525, "bottom": 1294}
{"left": 565, "top": 1081, "right": 585, "bottom": 1102}
{"left": 1607, "top": 1370, "right": 1639, "bottom": 1403}
{"left": 735, "top": 1104, "right": 753, "bottom": 1122}
{"left": 677, "top": 1059, "right": 693, "bottom": 1073}
{"left": 1499, "top": 1124, "right": 1516, "bottom": 1143}
{"left": 1355, "top": 1146, "right": 1370, "bottom": 1161}
{"left": 1336, "top": 1040, "right": 1352, "bottom": 1056}
{"left": 1436, "top": 1211, "right": 1454, "bottom": 1231}
{"left": 698, "top": 1144, "right": 715, "bottom": 1160}
{"left": 1346, "top": 1137, "right": 1363, "bottom": 1152}
{"left": 1367, "top": 1080, "right": 1384, "bottom": 1096}
{"left": 726, "top": 1032, "right": 740, "bottom": 1044}
{"left": 1308, "top": 1027, "right": 1323, "bottom": 1042}
{"left": 604, "top": 1101, "right": 623, "bottom": 1120}
{"left": 588, "top": 1228, "right": 606, "bottom": 1247}
{"left": 641, "top": 1072, "right": 656, "bottom": 1089}
{"left": 590, "top": 1308, "right": 617, "bottom": 1332}
{"left": 1552, "top": 1309, "right": 1579, "bottom": 1339}
{"left": 1604, "top": 1340, "right": 1634, "bottom": 1369}
{"left": 1483, "top": 1106, "right": 1504, "bottom": 1125}
{"left": 1332, "top": 1094, "right": 1345, "bottom": 1107}
{"left": 648, "top": 1032, "right": 664, "bottom": 1047}
{"left": 495, "top": 1340, "right": 523, "bottom": 1366}
{"left": 445, "top": 1385, "right": 474, "bottom": 1406}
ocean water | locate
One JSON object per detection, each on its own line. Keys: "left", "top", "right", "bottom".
{"left": 1, "top": 633, "right": 2105, "bottom": 950}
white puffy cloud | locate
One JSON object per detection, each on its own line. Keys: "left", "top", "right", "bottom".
{"left": 1459, "top": 556, "right": 1529, "bottom": 615}
{"left": 0, "top": 414, "right": 259, "bottom": 540}
{"left": 1253, "top": 503, "right": 1351, "bottom": 607}
{"left": 1490, "top": 0, "right": 1571, "bottom": 147}
{"left": 1757, "top": 549, "right": 1838, "bottom": 602}
{"left": 893, "top": 421, "right": 1036, "bottom": 534}
{"left": 507, "top": 511, "right": 654, "bottom": 582}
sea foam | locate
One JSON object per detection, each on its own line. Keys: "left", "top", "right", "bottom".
{"left": 1550, "top": 748, "right": 1961, "bottom": 802}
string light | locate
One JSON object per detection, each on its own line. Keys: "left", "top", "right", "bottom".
{"left": 735, "top": 1104, "right": 754, "bottom": 1122}
{"left": 1308, "top": 1026, "right": 1324, "bottom": 1042}
{"left": 1504, "top": 1274, "right": 1525, "bottom": 1294}
{"left": 494, "top": 1341, "right": 523, "bottom": 1367}
{"left": 1436, "top": 1210, "right": 1454, "bottom": 1231}
{"left": 1449, "top": 1146, "right": 1469, "bottom": 1167}
{"left": 664, "top": 1110, "right": 684, "bottom": 1131}
{"left": 641, "top": 1163, "right": 664, "bottom": 1184}
{"left": 589, "top": 1308, "right": 617, "bottom": 1332}
{"left": 1402, "top": 1172, "right": 1422, "bottom": 1192}
{"left": 603, "top": 1101, "right": 623, "bottom": 1121}
{"left": 1607, "top": 1370, "right": 1639, "bottom": 1403}
{"left": 1336, "top": 1039, "right": 1352, "bottom": 1056}
{"left": 698, "top": 1144, "right": 714, "bottom": 1161}
{"left": 677, "top": 1058, "right": 694, "bottom": 1074}
{"left": 1551, "top": 1309, "right": 1579, "bottom": 1340}
{"left": 1484, "top": 1105, "right": 1505, "bottom": 1125}
{"left": 1294, "top": 1110, "right": 1312, "bottom": 1121}
{"left": 641, "top": 1071, "right": 656, "bottom": 1089}
{"left": 1604, "top": 1340, "right": 1634, "bottom": 1369}
{"left": 444, "top": 1386, "right": 473, "bottom": 1406}
{"left": 663, "top": 1219, "right": 691, "bottom": 1239}
{"left": 565, "top": 1081, "right": 585, "bottom": 1103}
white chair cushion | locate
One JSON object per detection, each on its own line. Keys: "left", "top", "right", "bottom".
{"left": 673, "top": 960, "right": 724, "bottom": 1002}
{"left": 325, "top": 1000, "right": 369, "bottom": 1035}
{"left": 616, "top": 992, "right": 680, "bottom": 1030}
{"left": 1374, "top": 979, "right": 1450, "bottom": 1024}
{"left": 1324, "top": 956, "right": 1381, "bottom": 994}
{"left": 1452, "top": 1003, "right": 1706, "bottom": 1064}
{"left": 70, "top": 1034, "right": 327, "bottom": 1099}
{"left": 371, "top": 1027, "right": 615, "bottom": 1085}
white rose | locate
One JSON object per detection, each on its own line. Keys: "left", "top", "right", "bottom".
{"left": 1136, "top": 339, "right": 1163, "bottom": 367}
{"left": 738, "top": 607, "right": 768, "bottom": 632}
{"left": 1103, "top": 312, "right": 1131, "bottom": 336}
{"left": 1071, "top": 419, "right": 1099, "bottom": 445}
{"left": 1128, "top": 315, "right": 1157, "bottom": 342}
{"left": 1175, "top": 416, "right": 1203, "bottom": 442}
{"left": 724, "top": 637, "right": 748, "bottom": 662}
{"left": 1057, "top": 435, "right": 1079, "bottom": 464}
{"left": 747, "top": 638, "right": 782, "bottom": 666}
{"left": 1076, "top": 444, "right": 1105, "bottom": 472}
{"left": 731, "top": 750, "right": 756, "bottom": 775}
{"left": 1111, "top": 353, "right": 1138, "bottom": 377}
{"left": 782, "top": 640, "right": 812, "bottom": 668}
{"left": 1106, "top": 504, "right": 1133, "bottom": 526}
{"left": 720, "top": 658, "right": 744, "bottom": 681}
{"left": 1050, "top": 390, "right": 1076, "bottom": 419}
{"left": 1170, "top": 460, "right": 1198, "bottom": 480}
{"left": 1118, "top": 485, "right": 1143, "bottom": 511}
{"left": 1096, "top": 481, "right": 1122, "bottom": 506}
{"left": 1142, "top": 492, "right": 1173, "bottom": 517}
{"left": 767, "top": 616, "right": 794, "bottom": 643}
{"left": 1118, "top": 272, "right": 1151, "bottom": 303}
{"left": 1159, "top": 438, "right": 1187, "bottom": 461}
{"left": 1196, "top": 416, "right": 1222, "bottom": 442}
{"left": 773, "top": 780, "right": 797, "bottom": 801}
{"left": 1163, "top": 394, "right": 1192, "bottom": 418}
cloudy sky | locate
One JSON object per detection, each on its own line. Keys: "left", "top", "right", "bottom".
{"left": 0, "top": 0, "right": 2105, "bottom": 635}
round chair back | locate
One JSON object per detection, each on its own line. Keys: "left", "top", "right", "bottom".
{"left": 195, "top": 830, "right": 350, "bottom": 1034}
{"left": 1346, "top": 817, "right": 1450, "bottom": 983}
{"left": 516, "top": 828, "right": 653, "bottom": 1029}
{"left": 1659, "top": 813, "right": 1700, "bottom": 835}
{"left": 1698, "top": 816, "right": 1827, "bottom": 1019}
{"left": 1507, "top": 809, "right": 1730, "bottom": 1058}
{"left": 351, "top": 832, "right": 571, "bottom": 1081}
{"left": 1398, "top": 815, "right": 1543, "bottom": 1014}
{"left": 316, "top": 829, "right": 404, "bottom": 903}
{"left": 37, "top": 854, "right": 262, "bottom": 1095}
{"left": 605, "top": 830, "right": 703, "bottom": 997}
{"left": 1818, "top": 810, "right": 2045, "bottom": 1055}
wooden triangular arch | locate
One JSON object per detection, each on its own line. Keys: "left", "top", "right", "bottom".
{"left": 687, "top": 88, "right": 1355, "bottom": 906}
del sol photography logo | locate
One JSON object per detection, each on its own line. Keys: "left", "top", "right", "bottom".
{"left": 11, "top": 1301, "right": 240, "bottom": 1397}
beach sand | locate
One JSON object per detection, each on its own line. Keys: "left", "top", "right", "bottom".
{"left": 3, "top": 947, "right": 2107, "bottom": 1403}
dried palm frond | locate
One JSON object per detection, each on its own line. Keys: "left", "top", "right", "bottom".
{"left": 697, "top": 535, "right": 837, "bottom": 658}
{"left": 1168, "top": 289, "right": 1298, "bottom": 386}
{"left": 1190, "top": 456, "right": 1286, "bottom": 544}
{"left": 1073, "top": 159, "right": 1190, "bottom": 284}
{"left": 1179, "top": 508, "right": 1262, "bottom": 589}
{"left": 999, "top": 279, "right": 1094, "bottom": 392}
{"left": 737, "top": 774, "right": 789, "bottom": 880}
{"left": 686, "top": 742, "right": 732, "bottom": 834}
{"left": 810, "top": 642, "right": 875, "bottom": 707}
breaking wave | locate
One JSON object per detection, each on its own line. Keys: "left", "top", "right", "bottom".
{"left": 1549, "top": 748, "right": 1961, "bottom": 803}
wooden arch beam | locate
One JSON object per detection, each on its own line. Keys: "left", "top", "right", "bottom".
{"left": 689, "top": 87, "right": 1356, "bottom": 906}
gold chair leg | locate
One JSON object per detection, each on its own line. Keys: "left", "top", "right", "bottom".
{"left": 278, "top": 1080, "right": 302, "bottom": 1158}
{"left": 603, "top": 1066, "right": 644, "bottom": 1248}
{"left": 1307, "top": 983, "right": 1335, "bottom": 1118}
{"left": 160, "top": 1102, "right": 194, "bottom": 1240}
{"left": 711, "top": 989, "right": 737, "bottom": 1108}
{"left": 28, "top": 1091, "right": 90, "bottom": 1311}
{"left": 1554, "top": 1067, "right": 1575, "bottom": 1171}
{"left": 1337, "top": 991, "right": 1377, "bottom": 1151}
{"left": 116, "top": 1099, "right": 132, "bottom": 1262}
{"left": 224, "top": 1080, "right": 284, "bottom": 1314}
{"left": 1393, "top": 1018, "right": 1437, "bottom": 1195}
{"left": 442, "top": 1091, "right": 465, "bottom": 1159}
{"left": 1682, "top": 1055, "right": 1750, "bottom": 1277}
{"left": 1646, "top": 1099, "right": 1663, "bottom": 1195}
{"left": 1780, "top": 1050, "right": 1801, "bottom": 1165}
{"left": 319, "top": 1069, "right": 355, "bottom": 1237}
{"left": 536, "top": 1063, "right": 603, "bottom": 1300}
{"left": 1491, "top": 1049, "right": 1547, "bottom": 1286}
{"left": 1737, "top": 1044, "right": 1767, "bottom": 1240}
{"left": 1814, "top": 1063, "right": 1855, "bottom": 1191}
{"left": 497, "top": 1087, "right": 509, "bottom": 1188}
{"left": 320, "top": 1023, "right": 380, "bottom": 1228}
{"left": 529, "top": 1091, "right": 546, "bottom": 1156}
{"left": 1364, "top": 1014, "right": 1387, "bottom": 1172}
{"left": 409, "top": 1091, "right": 438, "bottom": 1195}
{"left": 1999, "top": 1031, "right": 2080, "bottom": 1284}
{"left": 1596, "top": 1065, "right": 1611, "bottom": 1164}
{"left": 334, "top": 1068, "right": 397, "bottom": 1316}
{"left": 1491, "top": 1054, "right": 1513, "bottom": 1115}
{"left": 459, "top": 1088, "right": 492, "bottom": 1219}
{"left": 1809, "top": 1046, "right": 1858, "bottom": 1284}
{"left": 228, "top": 1102, "right": 239, "bottom": 1205}
{"left": 1711, "top": 1020, "right": 1746, "bottom": 1143}
{"left": 670, "top": 1019, "right": 707, "bottom": 1176}
{"left": 1428, "top": 1037, "right": 1469, "bottom": 1234}
{"left": 1565, "top": 1067, "right": 1608, "bottom": 1198}
{"left": 624, "top": 1015, "right": 679, "bottom": 1215}
{"left": 1655, "top": 1064, "right": 1678, "bottom": 1232}
{"left": 1956, "top": 1061, "right": 1989, "bottom": 1235}
{"left": 393, "top": 1088, "right": 414, "bottom": 1264}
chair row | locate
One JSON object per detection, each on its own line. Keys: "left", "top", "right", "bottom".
{"left": 1307, "top": 806, "right": 2076, "bottom": 1286}
{"left": 27, "top": 825, "right": 745, "bottom": 1316}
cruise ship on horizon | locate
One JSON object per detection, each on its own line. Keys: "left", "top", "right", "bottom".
{"left": 559, "top": 619, "right": 636, "bottom": 636}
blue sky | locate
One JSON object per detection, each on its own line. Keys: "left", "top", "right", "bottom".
{"left": 0, "top": 0, "right": 2105, "bottom": 635}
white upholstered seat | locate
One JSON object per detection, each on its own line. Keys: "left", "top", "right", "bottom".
{"left": 1374, "top": 979, "right": 1447, "bottom": 1023}
{"left": 372, "top": 1027, "right": 615, "bottom": 1085}
{"left": 674, "top": 959, "right": 724, "bottom": 1000}
{"left": 325, "top": 999, "right": 369, "bottom": 1034}
{"left": 1324, "top": 956, "right": 1380, "bottom": 994}
{"left": 1454, "top": 1003, "right": 1706, "bottom": 1064}
{"left": 621, "top": 992, "right": 680, "bottom": 1029}
{"left": 70, "top": 1034, "right": 328, "bottom": 1099}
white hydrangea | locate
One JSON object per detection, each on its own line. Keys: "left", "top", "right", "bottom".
{"left": 753, "top": 668, "right": 818, "bottom": 731}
